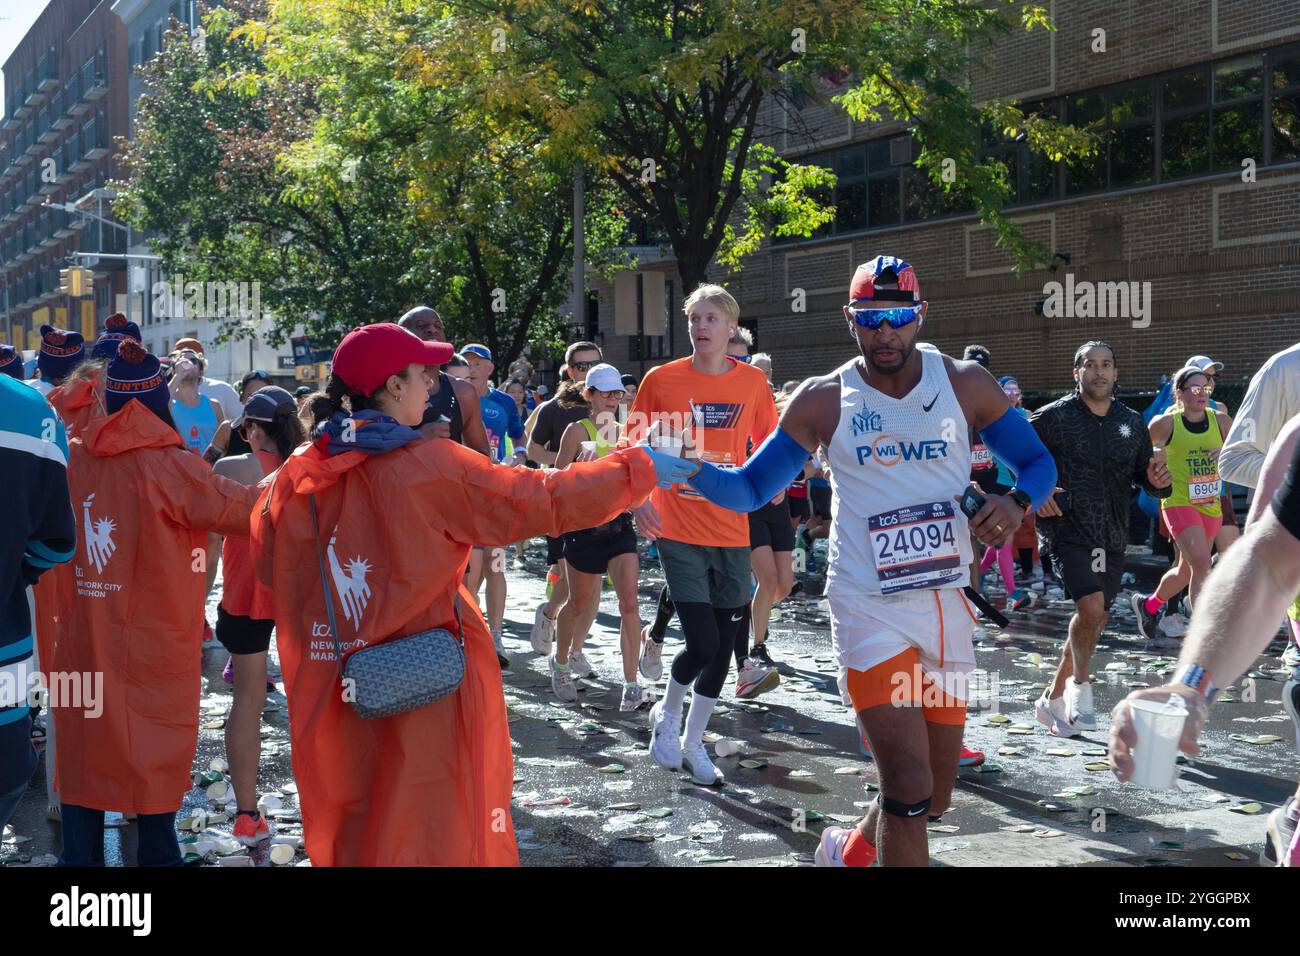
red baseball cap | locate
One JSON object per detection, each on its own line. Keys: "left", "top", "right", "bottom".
{"left": 849, "top": 255, "right": 922, "bottom": 305}
{"left": 331, "top": 323, "right": 455, "bottom": 397}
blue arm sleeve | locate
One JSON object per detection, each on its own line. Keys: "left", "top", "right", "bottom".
{"left": 980, "top": 406, "right": 1057, "bottom": 509}
{"left": 687, "top": 427, "right": 812, "bottom": 513}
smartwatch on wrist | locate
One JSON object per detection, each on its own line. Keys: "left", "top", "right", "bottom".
{"left": 1008, "top": 488, "right": 1032, "bottom": 513}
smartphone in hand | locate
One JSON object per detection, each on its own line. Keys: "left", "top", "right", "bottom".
{"left": 959, "top": 485, "right": 987, "bottom": 519}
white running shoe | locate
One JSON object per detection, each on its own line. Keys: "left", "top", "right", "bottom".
{"left": 638, "top": 626, "right": 664, "bottom": 681}
{"left": 492, "top": 629, "right": 509, "bottom": 669}
{"left": 815, "top": 825, "right": 852, "bottom": 867}
{"left": 735, "top": 659, "right": 780, "bottom": 699}
{"left": 1034, "top": 691, "right": 1080, "bottom": 738}
{"left": 620, "top": 683, "right": 647, "bottom": 712}
{"left": 1157, "top": 612, "right": 1190, "bottom": 638}
{"left": 550, "top": 657, "right": 578, "bottom": 703}
{"left": 530, "top": 604, "right": 555, "bottom": 655}
{"left": 648, "top": 702, "right": 682, "bottom": 771}
{"left": 569, "top": 647, "right": 596, "bottom": 679}
{"left": 681, "top": 740, "right": 724, "bottom": 786}
{"left": 1064, "top": 678, "right": 1097, "bottom": 731}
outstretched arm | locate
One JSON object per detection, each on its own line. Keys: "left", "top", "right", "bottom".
{"left": 682, "top": 377, "right": 832, "bottom": 514}
{"left": 1110, "top": 431, "right": 1300, "bottom": 779}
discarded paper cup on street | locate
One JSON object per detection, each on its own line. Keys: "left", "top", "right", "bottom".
{"left": 217, "top": 854, "right": 253, "bottom": 867}
{"left": 206, "top": 781, "right": 229, "bottom": 801}
{"left": 270, "top": 843, "right": 296, "bottom": 865}
{"left": 209, "top": 757, "right": 228, "bottom": 773}
{"left": 1127, "top": 694, "right": 1188, "bottom": 789}
{"left": 714, "top": 739, "right": 741, "bottom": 757}
{"left": 258, "top": 793, "right": 283, "bottom": 813}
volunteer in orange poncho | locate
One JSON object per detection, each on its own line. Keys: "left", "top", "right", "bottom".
{"left": 54, "top": 342, "right": 260, "bottom": 866}
{"left": 30, "top": 359, "right": 108, "bottom": 824}
{"left": 32, "top": 317, "right": 138, "bottom": 823}
{"left": 251, "top": 323, "right": 693, "bottom": 866}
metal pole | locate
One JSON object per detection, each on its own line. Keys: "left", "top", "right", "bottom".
{"left": 572, "top": 161, "right": 584, "bottom": 336}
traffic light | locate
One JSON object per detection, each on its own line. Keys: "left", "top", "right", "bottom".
{"left": 58, "top": 266, "right": 90, "bottom": 297}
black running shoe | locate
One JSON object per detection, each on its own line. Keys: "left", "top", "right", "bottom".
{"left": 1130, "top": 592, "right": 1161, "bottom": 640}
{"left": 750, "top": 641, "right": 776, "bottom": 667}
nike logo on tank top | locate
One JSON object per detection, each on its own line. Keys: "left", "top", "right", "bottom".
{"left": 825, "top": 349, "right": 974, "bottom": 598}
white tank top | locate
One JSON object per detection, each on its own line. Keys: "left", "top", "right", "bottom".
{"left": 825, "top": 350, "right": 974, "bottom": 599}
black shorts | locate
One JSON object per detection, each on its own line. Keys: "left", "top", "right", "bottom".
{"left": 563, "top": 516, "right": 637, "bottom": 575}
{"left": 788, "top": 496, "right": 811, "bottom": 522}
{"left": 1049, "top": 542, "right": 1125, "bottom": 609}
{"left": 216, "top": 604, "right": 274, "bottom": 656}
{"left": 810, "top": 485, "right": 832, "bottom": 520}
{"left": 546, "top": 535, "right": 566, "bottom": 565}
{"left": 750, "top": 500, "right": 795, "bottom": 552}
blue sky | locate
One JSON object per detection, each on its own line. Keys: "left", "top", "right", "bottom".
{"left": 0, "top": 0, "right": 53, "bottom": 106}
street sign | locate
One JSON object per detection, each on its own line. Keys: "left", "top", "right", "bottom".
{"left": 290, "top": 334, "right": 332, "bottom": 367}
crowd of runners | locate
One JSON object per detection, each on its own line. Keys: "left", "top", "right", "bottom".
{"left": 2, "top": 252, "right": 1298, "bottom": 868}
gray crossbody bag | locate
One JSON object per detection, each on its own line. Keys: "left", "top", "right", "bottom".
{"left": 309, "top": 494, "right": 465, "bottom": 719}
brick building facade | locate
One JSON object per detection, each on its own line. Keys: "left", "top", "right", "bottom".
{"left": 589, "top": 2, "right": 1300, "bottom": 400}
{"left": 0, "top": 0, "right": 131, "bottom": 351}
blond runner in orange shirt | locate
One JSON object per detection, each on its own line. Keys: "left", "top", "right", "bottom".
{"left": 627, "top": 284, "right": 777, "bottom": 785}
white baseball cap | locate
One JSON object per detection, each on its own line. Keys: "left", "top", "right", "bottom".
{"left": 583, "top": 363, "right": 625, "bottom": 393}
{"left": 1187, "top": 354, "right": 1224, "bottom": 373}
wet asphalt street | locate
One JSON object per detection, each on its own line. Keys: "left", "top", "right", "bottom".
{"left": 4, "top": 542, "right": 1297, "bottom": 867}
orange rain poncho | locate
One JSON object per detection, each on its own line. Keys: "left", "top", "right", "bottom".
{"left": 251, "top": 434, "right": 658, "bottom": 866}
{"left": 32, "top": 375, "right": 106, "bottom": 671}
{"left": 53, "top": 401, "right": 259, "bottom": 814}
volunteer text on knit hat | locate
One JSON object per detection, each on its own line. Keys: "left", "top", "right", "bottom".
{"left": 151, "top": 276, "right": 262, "bottom": 321}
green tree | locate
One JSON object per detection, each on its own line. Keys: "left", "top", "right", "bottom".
{"left": 116, "top": 0, "right": 632, "bottom": 364}
{"left": 439, "top": 0, "right": 1094, "bottom": 288}
{"left": 116, "top": 0, "right": 428, "bottom": 349}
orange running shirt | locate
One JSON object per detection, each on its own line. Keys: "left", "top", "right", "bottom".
{"left": 628, "top": 356, "right": 778, "bottom": 547}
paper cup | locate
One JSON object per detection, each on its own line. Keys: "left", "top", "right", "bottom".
{"left": 652, "top": 436, "right": 684, "bottom": 456}
{"left": 1127, "top": 695, "right": 1188, "bottom": 789}
{"left": 580, "top": 440, "right": 598, "bottom": 456}
{"left": 209, "top": 757, "right": 228, "bottom": 773}
{"left": 270, "top": 843, "right": 296, "bottom": 865}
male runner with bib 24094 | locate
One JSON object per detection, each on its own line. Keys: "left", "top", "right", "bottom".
{"left": 649, "top": 256, "right": 1057, "bottom": 867}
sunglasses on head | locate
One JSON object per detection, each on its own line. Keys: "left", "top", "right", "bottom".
{"left": 846, "top": 304, "right": 922, "bottom": 330}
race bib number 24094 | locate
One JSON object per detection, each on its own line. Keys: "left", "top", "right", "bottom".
{"left": 868, "top": 501, "right": 964, "bottom": 594}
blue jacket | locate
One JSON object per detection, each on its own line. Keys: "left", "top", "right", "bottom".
{"left": 1, "top": 376, "right": 75, "bottom": 796}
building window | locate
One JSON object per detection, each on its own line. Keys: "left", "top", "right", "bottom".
{"left": 1210, "top": 55, "right": 1264, "bottom": 172}
{"left": 1160, "top": 67, "right": 1211, "bottom": 180}
{"left": 1271, "top": 46, "right": 1300, "bottom": 163}
{"left": 774, "top": 42, "right": 1300, "bottom": 248}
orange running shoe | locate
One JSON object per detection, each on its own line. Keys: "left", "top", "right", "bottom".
{"left": 233, "top": 811, "right": 272, "bottom": 846}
